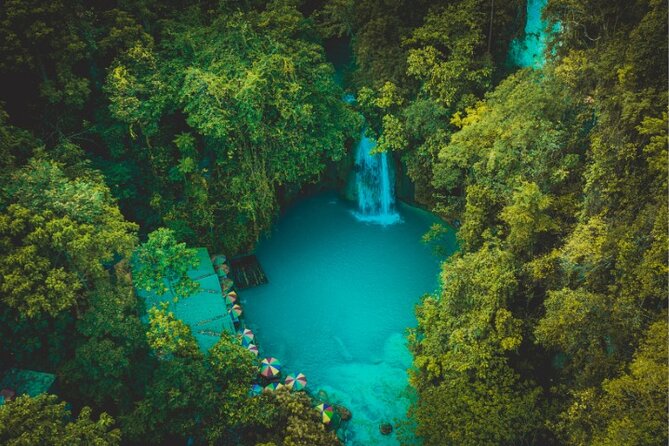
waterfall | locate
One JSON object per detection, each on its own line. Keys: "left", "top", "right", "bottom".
{"left": 353, "top": 130, "right": 401, "bottom": 225}
{"left": 508, "top": 0, "right": 550, "bottom": 68}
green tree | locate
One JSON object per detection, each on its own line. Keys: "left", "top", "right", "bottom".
{"left": 59, "top": 275, "right": 151, "bottom": 412}
{"left": 264, "top": 390, "right": 340, "bottom": 446}
{"left": 554, "top": 319, "right": 668, "bottom": 446}
{"left": 0, "top": 0, "right": 91, "bottom": 109}
{"left": 123, "top": 327, "right": 273, "bottom": 445}
{"left": 500, "top": 181, "right": 557, "bottom": 254}
{"left": 0, "top": 158, "right": 137, "bottom": 317}
{"left": 409, "top": 1, "right": 668, "bottom": 444}
{"left": 0, "top": 394, "right": 120, "bottom": 445}
{"left": 200, "top": 334, "right": 274, "bottom": 444}
{"left": 145, "top": 304, "right": 200, "bottom": 360}
{"left": 103, "top": 1, "right": 359, "bottom": 253}
{"left": 411, "top": 362, "right": 540, "bottom": 446}
{"left": 405, "top": 0, "right": 494, "bottom": 110}
{"left": 131, "top": 227, "right": 200, "bottom": 301}
{"left": 409, "top": 245, "right": 541, "bottom": 444}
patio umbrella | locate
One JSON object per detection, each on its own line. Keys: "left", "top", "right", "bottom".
{"left": 220, "top": 278, "right": 234, "bottom": 293}
{"left": 260, "top": 357, "right": 282, "bottom": 378}
{"left": 225, "top": 291, "right": 238, "bottom": 304}
{"left": 284, "top": 373, "right": 307, "bottom": 391}
{"left": 316, "top": 403, "right": 334, "bottom": 424}
{"left": 239, "top": 328, "right": 254, "bottom": 344}
{"left": 231, "top": 304, "right": 243, "bottom": 317}
{"left": 211, "top": 255, "right": 227, "bottom": 268}
{"left": 246, "top": 343, "right": 259, "bottom": 356}
{"left": 264, "top": 382, "right": 286, "bottom": 393}
{"left": 250, "top": 384, "right": 263, "bottom": 396}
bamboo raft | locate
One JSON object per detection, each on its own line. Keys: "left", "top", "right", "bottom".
{"left": 229, "top": 255, "right": 268, "bottom": 289}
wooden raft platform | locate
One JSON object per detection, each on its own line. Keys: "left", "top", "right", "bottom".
{"left": 229, "top": 255, "right": 268, "bottom": 289}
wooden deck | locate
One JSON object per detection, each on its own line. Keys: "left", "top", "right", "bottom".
{"left": 229, "top": 255, "right": 268, "bottom": 289}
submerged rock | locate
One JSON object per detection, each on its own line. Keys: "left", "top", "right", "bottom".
{"left": 315, "top": 389, "right": 329, "bottom": 402}
{"left": 335, "top": 404, "right": 352, "bottom": 421}
{"left": 379, "top": 423, "right": 393, "bottom": 435}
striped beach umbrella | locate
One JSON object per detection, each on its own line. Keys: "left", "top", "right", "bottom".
{"left": 263, "top": 382, "right": 285, "bottom": 392}
{"left": 284, "top": 373, "right": 307, "bottom": 391}
{"left": 239, "top": 328, "right": 254, "bottom": 344}
{"left": 246, "top": 343, "right": 259, "bottom": 356}
{"left": 250, "top": 384, "right": 263, "bottom": 396}
{"left": 211, "top": 255, "right": 227, "bottom": 268}
{"left": 231, "top": 304, "right": 243, "bottom": 317}
{"left": 225, "top": 291, "right": 238, "bottom": 304}
{"left": 220, "top": 278, "right": 234, "bottom": 293}
{"left": 316, "top": 403, "right": 334, "bottom": 424}
{"left": 260, "top": 357, "right": 282, "bottom": 378}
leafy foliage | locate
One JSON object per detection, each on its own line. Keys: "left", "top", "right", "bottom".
{"left": 405, "top": 0, "right": 667, "bottom": 443}
{"left": 131, "top": 228, "right": 199, "bottom": 301}
{"left": 0, "top": 394, "right": 120, "bottom": 446}
{"left": 0, "top": 0, "right": 665, "bottom": 445}
{"left": 0, "top": 158, "right": 137, "bottom": 317}
{"left": 102, "top": 1, "right": 359, "bottom": 252}
{"left": 59, "top": 277, "right": 151, "bottom": 412}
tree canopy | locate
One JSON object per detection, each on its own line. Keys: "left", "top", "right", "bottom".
{"left": 0, "top": 0, "right": 666, "bottom": 445}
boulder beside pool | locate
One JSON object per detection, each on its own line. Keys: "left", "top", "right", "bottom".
{"left": 379, "top": 423, "right": 393, "bottom": 435}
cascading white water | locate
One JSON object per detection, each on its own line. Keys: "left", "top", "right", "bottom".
{"left": 353, "top": 130, "right": 401, "bottom": 225}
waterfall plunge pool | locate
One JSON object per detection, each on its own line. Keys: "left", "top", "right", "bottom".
{"left": 241, "top": 193, "right": 457, "bottom": 445}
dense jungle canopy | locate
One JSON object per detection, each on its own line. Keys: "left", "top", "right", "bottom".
{"left": 0, "top": 0, "right": 666, "bottom": 445}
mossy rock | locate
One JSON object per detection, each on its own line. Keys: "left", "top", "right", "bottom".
{"left": 379, "top": 423, "right": 393, "bottom": 435}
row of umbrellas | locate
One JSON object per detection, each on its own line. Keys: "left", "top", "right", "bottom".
{"left": 237, "top": 331, "right": 307, "bottom": 388}
{"left": 225, "top": 284, "right": 330, "bottom": 426}
{"left": 259, "top": 355, "right": 335, "bottom": 425}
{"left": 217, "top": 258, "right": 324, "bottom": 417}
{"left": 239, "top": 328, "right": 259, "bottom": 356}
{"left": 249, "top": 371, "right": 308, "bottom": 393}
{"left": 225, "top": 291, "right": 243, "bottom": 319}
{"left": 259, "top": 359, "right": 308, "bottom": 392}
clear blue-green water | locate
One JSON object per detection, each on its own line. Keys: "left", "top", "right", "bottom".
{"left": 241, "top": 193, "right": 456, "bottom": 445}
{"left": 509, "top": 0, "right": 549, "bottom": 68}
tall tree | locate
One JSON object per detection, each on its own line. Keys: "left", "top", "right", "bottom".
{"left": 0, "top": 394, "right": 120, "bottom": 446}
{"left": 0, "top": 157, "right": 137, "bottom": 318}
{"left": 103, "top": 1, "right": 359, "bottom": 252}
{"left": 131, "top": 228, "right": 200, "bottom": 302}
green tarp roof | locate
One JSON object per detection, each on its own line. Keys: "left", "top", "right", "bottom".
{"left": 187, "top": 248, "right": 216, "bottom": 280}
{"left": 0, "top": 369, "right": 55, "bottom": 401}
{"left": 135, "top": 248, "right": 236, "bottom": 352}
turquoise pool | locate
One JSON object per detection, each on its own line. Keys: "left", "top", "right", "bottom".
{"left": 241, "top": 193, "right": 457, "bottom": 445}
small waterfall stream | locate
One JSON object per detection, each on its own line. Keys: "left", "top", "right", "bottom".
{"left": 508, "top": 0, "right": 556, "bottom": 68}
{"left": 353, "top": 130, "right": 401, "bottom": 225}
